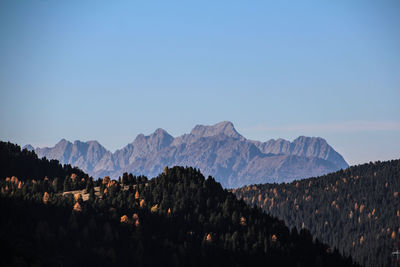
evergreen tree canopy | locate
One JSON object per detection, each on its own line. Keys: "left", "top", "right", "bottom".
{"left": 233, "top": 159, "right": 400, "bottom": 267}
{"left": 0, "top": 141, "right": 88, "bottom": 182}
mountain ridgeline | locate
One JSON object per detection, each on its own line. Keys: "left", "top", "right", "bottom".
{"left": 28, "top": 121, "right": 348, "bottom": 188}
{"left": 233, "top": 159, "right": 400, "bottom": 267}
{"left": 0, "top": 141, "right": 357, "bottom": 266}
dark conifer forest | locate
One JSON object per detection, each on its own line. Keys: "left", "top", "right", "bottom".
{"left": 0, "top": 141, "right": 88, "bottom": 183}
{"left": 233, "top": 159, "right": 400, "bottom": 267}
{"left": 0, "top": 141, "right": 358, "bottom": 267}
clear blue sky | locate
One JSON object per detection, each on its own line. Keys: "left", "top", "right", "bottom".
{"left": 1, "top": 1, "right": 399, "bottom": 165}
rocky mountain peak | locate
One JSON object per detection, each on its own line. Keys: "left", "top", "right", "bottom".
{"left": 151, "top": 128, "right": 173, "bottom": 141}
{"left": 293, "top": 136, "right": 326, "bottom": 144}
{"left": 149, "top": 128, "right": 174, "bottom": 148}
{"left": 190, "top": 121, "right": 243, "bottom": 140}
{"left": 56, "top": 138, "right": 71, "bottom": 147}
{"left": 86, "top": 140, "right": 101, "bottom": 145}
{"left": 132, "top": 128, "right": 174, "bottom": 156}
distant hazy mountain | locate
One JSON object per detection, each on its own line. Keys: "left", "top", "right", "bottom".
{"left": 30, "top": 121, "right": 348, "bottom": 187}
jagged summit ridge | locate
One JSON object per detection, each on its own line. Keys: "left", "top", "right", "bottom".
{"left": 190, "top": 121, "right": 243, "bottom": 139}
{"left": 31, "top": 121, "right": 349, "bottom": 187}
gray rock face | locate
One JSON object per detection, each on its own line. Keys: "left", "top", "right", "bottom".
{"left": 30, "top": 121, "right": 349, "bottom": 188}
{"left": 35, "top": 139, "right": 114, "bottom": 175}
{"left": 250, "top": 136, "right": 348, "bottom": 170}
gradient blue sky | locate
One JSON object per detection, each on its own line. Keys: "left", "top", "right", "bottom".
{"left": 1, "top": 1, "right": 399, "bottom": 165}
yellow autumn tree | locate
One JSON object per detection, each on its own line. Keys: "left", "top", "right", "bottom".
{"left": 17, "top": 181, "right": 23, "bottom": 189}
{"left": 140, "top": 199, "right": 146, "bottom": 207}
{"left": 11, "top": 176, "right": 18, "bottom": 184}
{"left": 70, "top": 173, "right": 77, "bottom": 181}
{"left": 43, "top": 192, "right": 50, "bottom": 204}
{"left": 102, "top": 176, "right": 110, "bottom": 185}
{"left": 151, "top": 204, "right": 158, "bottom": 213}
{"left": 107, "top": 180, "right": 116, "bottom": 188}
{"left": 205, "top": 233, "right": 212, "bottom": 243}
{"left": 73, "top": 202, "right": 82, "bottom": 212}
{"left": 120, "top": 215, "right": 130, "bottom": 224}
{"left": 163, "top": 166, "right": 168, "bottom": 175}
{"left": 271, "top": 234, "right": 277, "bottom": 242}
{"left": 359, "top": 204, "right": 365, "bottom": 213}
{"left": 74, "top": 193, "right": 82, "bottom": 202}
{"left": 132, "top": 213, "right": 139, "bottom": 220}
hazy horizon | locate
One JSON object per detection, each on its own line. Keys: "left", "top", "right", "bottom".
{"left": 1, "top": 1, "right": 399, "bottom": 166}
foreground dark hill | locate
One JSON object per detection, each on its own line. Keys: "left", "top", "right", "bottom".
{"left": 233, "top": 159, "right": 400, "bottom": 267}
{"left": 0, "top": 141, "right": 88, "bottom": 182}
{"left": 28, "top": 121, "right": 348, "bottom": 187}
{"left": 0, "top": 142, "right": 357, "bottom": 267}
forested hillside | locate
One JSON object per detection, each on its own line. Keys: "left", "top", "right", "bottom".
{"left": 0, "top": 141, "right": 88, "bottom": 182}
{"left": 233, "top": 160, "right": 400, "bottom": 267}
{"left": 0, "top": 141, "right": 357, "bottom": 267}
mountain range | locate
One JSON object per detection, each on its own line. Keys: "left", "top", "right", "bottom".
{"left": 25, "top": 121, "right": 348, "bottom": 187}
